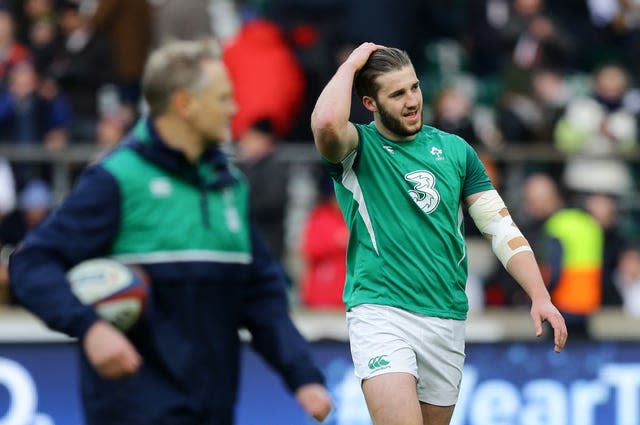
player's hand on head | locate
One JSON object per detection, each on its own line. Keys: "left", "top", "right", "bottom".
{"left": 530, "top": 300, "right": 568, "bottom": 353}
{"left": 345, "top": 42, "right": 385, "bottom": 70}
{"left": 295, "top": 383, "right": 333, "bottom": 422}
{"left": 83, "top": 320, "right": 143, "bottom": 379}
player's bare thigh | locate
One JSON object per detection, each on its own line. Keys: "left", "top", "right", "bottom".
{"left": 362, "top": 372, "right": 422, "bottom": 425}
{"left": 361, "top": 373, "right": 455, "bottom": 425}
{"left": 420, "top": 402, "right": 455, "bottom": 425}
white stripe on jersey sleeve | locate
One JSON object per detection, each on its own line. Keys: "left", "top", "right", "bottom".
{"left": 340, "top": 150, "right": 379, "bottom": 255}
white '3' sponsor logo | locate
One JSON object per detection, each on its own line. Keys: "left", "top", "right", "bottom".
{"left": 404, "top": 170, "right": 440, "bottom": 214}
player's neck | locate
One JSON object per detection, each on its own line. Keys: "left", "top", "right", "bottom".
{"left": 154, "top": 115, "right": 204, "bottom": 163}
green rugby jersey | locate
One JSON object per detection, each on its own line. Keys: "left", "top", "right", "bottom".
{"left": 101, "top": 122, "right": 252, "bottom": 264}
{"left": 324, "top": 123, "right": 493, "bottom": 319}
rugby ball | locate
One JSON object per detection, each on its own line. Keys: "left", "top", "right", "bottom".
{"left": 66, "top": 258, "right": 149, "bottom": 331}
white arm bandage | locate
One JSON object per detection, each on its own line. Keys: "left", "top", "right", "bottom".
{"left": 468, "top": 190, "right": 532, "bottom": 268}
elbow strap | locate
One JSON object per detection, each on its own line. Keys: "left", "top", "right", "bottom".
{"left": 468, "top": 190, "right": 532, "bottom": 268}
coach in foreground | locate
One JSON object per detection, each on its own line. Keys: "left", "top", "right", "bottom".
{"left": 9, "top": 39, "right": 331, "bottom": 425}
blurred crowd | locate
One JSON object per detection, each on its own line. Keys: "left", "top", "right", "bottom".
{"left": 0, "top": 0, "right": 639, "bottom": 336}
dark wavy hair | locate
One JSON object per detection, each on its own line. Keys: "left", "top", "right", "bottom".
{"left": 354, "top": 47, "right": 413, "bottom": 100}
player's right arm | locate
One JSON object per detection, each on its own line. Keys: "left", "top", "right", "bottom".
{"left": 8, "top": 165, "right": 120, "bottom": 339}
{"left": 311, "top": 42, "right": 382, "bottom": 163}
{"left": 9, "top": 165, "right": 143, "bottom": 379}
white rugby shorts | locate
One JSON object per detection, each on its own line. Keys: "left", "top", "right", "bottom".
{"left": 346, "top": 303, "right": 466, "bottom": 406}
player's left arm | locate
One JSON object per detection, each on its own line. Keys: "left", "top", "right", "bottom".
{"left": 465, "top": 190, "right": 568, "bottom": 352}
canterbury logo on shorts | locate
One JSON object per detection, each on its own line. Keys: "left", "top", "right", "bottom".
{"left": 368, "top": 355, "right": 390, "bottom": 370}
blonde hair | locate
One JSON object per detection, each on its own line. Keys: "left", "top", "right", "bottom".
{"left": 142, "top": 38, "right": 221, "bottom": 117}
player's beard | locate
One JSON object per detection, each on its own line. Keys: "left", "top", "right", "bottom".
{"left": 378, "top": 103, "right": 422, "bottom": 138}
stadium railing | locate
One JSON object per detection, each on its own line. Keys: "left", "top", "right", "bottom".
{"left": 1, "top": 142, "right": 639, "bottom": 342}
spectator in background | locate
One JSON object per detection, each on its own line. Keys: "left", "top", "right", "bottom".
{"left": 261, "top": 0, "right": 347, "bottom": 141}
{"left": 14, "top": 0, "right": 55, "bottom": 41}
{"left": 464, "top": 0, "right": 509, "bottom": 78}
{"left": 20, "top": 0, "right": 59, "bottom": 74}
{"left": 0, "top": 60, "right": 71, "bottom": 149}
{"left": 541, "top": 193, "right": 604, "bottom": 338}
{"left": 95, "top": 106, "right": 131, "bottom": 150}
{"left": 586, "top": 0, "right": 640, "bottom": 71}
{"left": 223, "top": 17, "right": 306, "bottom": 140}
{"left": 299, "top": 175, "right": 347, "bottom": 310}
{"left": 614, "top": 244, "right": 640, "bottom": 318}
{"left": 584, "top": 192, "right": 626, "bottom": 306}
{"left": 89, "top": 0, "right": 151, "bottom": 112}
{"left": 497, "top": 66, "right": 570, "bottom": 145}
{"left": 335, "top": 0, "right": 425, "bottom": 68}
{"left": 554, "top": 63, "right": 637, "bottom": 197}
{"left": 208, "top": 0, "right": 241, "bottom": 43}
{"left": 0, "top": 177, "right": 52, "bottom": 248}
{"left": 498, "top": 0, "right": 576, "bottom": 93}
{"left": 495, "top": 66, "right": 571, "bottom": 185}
{"left": 518, "top": 173, "right": 565, "bottom": 244}
{"left": 0, "top": 178, "right": 52, "bottom": 304}
{"left": 0, "top": 60, "right": 71, "bottom": 189}
{"left": 430, "top": 85, "right": 481, "bottom": 147}
{"left": 0, "top": 5, "right": 31, "bottom": 87}
{"left": 236, "top": 118, "right": 288, "bottom": 263}
{"left": 45, "top": 0, "right": 113, "bottom": 142}
{"left": 149, "top": 0, "right": 214, "bottom": 47}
